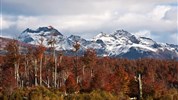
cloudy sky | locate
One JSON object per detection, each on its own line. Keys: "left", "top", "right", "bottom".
{"left": 1, "top": 0, "right": 178, "bottom": 44}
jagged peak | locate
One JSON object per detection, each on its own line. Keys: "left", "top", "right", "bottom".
{"left": 21, "top": 26, "right": 63, "bottom": 36}
{"left": 67, "top": 35, "right": 88, "bottom": 43}
{"left": 68, "top": 35, "right": 81, "bottom": 38}
{"left": 23, "top": 28, "right": 33, "bottom": 33}
{"left": 48, "top": 26, "right": 54, "bottom": 29}
{"left": 94, "top": 32, "right": 110, "bottom": 39}
{"left": 68, "top": 35, "right": 81, "bottom": 40}
{"left": 113, "top": 29, "right": 132, "bottom": 37}
{"left": 94, "top": 30, "right": 132, "bottom": 39}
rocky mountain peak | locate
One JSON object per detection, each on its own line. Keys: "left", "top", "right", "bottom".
{"left": 17, "top": 26, "right": 178, "bottom": 59}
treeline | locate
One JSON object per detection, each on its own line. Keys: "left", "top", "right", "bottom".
{"left": 0, "top": 40, "right": 178, "bottom": 100}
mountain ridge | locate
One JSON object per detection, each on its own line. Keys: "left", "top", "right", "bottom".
{"left": 4, "top": 26, "right": 178, "bottom": 59}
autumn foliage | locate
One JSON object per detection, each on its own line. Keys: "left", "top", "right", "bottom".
{"left": 0, "top": 41, "right": 178, "bottom": 99}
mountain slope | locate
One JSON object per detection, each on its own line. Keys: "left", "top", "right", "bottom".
{"left": 17, "top": 26, "right": 178, "bottom": 59}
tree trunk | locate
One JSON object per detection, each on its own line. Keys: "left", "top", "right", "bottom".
{"left": 54, "top": 56, "right": 57, "bottom": 88}
{"left": 138, "top": 73, "right": 143, "bottom": 100}
{"left": 21, "top": 80, "right": 24, "bottom": 88}
{"left": 17, "top": 62, "right": 20, "bottom": 87}
{"left": 14, "top": 62, "right": 18, "bottom": 87}
{"left": 40, "top": 57, "right": 42, "bottom": 86}
{"left": 34, "top": 59, "right": 38, "bottom": 86}
{"left": 47, "top": 76, "right": 50, "bottom": 88}
{"left": 14, "top": 62, "right": 20, "bottom": 87}
{"left": 75, "top": 52, "right": 78, "bottom": 83}
{"left": 90, "top": 68, "right": 93, "bottom": 78}
{"left": 25, "top": 56, "right": 27, "bottom": 79}
{"left": 82, "top": 65, "right": 85, "bottom": 80}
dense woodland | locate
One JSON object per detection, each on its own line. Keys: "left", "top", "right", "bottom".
{"left": 0, "top": 40, "right": 178, "bottom": 100}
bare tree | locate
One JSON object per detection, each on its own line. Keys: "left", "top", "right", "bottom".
{"left": 38, "top": 36, "right": 45, "bottom": 86}
{"left": 34, "top": 59, "right": 38, "bottom": 86}
{"left": 47, "top": 36, "right": 57, "bottom": 88}
{"left": 73, "top": 41, "right": 80, "bottom": 83}
{"left": 5, "top": 40, "right": 21, "bottom": 87}
{"left": 138, "top": 73, "right": 143, "bottom": 100}
{"left": 135, "top": 73, "right": 143, "bottom": 100}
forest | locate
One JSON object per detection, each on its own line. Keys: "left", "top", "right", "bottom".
{"left": 0, "top": 40, "right": 178, "bottom": 100}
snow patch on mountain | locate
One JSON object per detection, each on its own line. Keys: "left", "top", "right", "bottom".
{"left": 18, "top": 26, "right": 178, "bottom": 59}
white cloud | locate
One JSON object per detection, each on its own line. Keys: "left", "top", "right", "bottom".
{"left": 1, "top": 0, "right": 177, "bottom": 44}
{"left": 164, "top": 6, "right": 177, "bottom": 22}
{"left": 149, "top": 5, "right": 171, "bottom": 20}
{"left": 115, "top": 5, "right": 177, "bottom": 33}
{"left": 0, "top": 16, "right": 15, "bottom": 30}
{"left": 133, "top": 30, "right": 151, "bottom": 38}
{"left": 2, "top": 0, "right": 176, "bottom": 16}
{"left": 11, "top": 13, "right": 111, "bottom": 35}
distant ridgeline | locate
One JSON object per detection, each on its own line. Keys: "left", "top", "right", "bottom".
{"left": 1, "top": 26, "right": 178, "bottom": 59}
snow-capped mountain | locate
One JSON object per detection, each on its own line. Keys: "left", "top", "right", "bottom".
{"left": 19, "top": 26, "right": 63, "bottom": 43}
{"left": 18, "top": 26, "right": 178, "bottom": 59}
